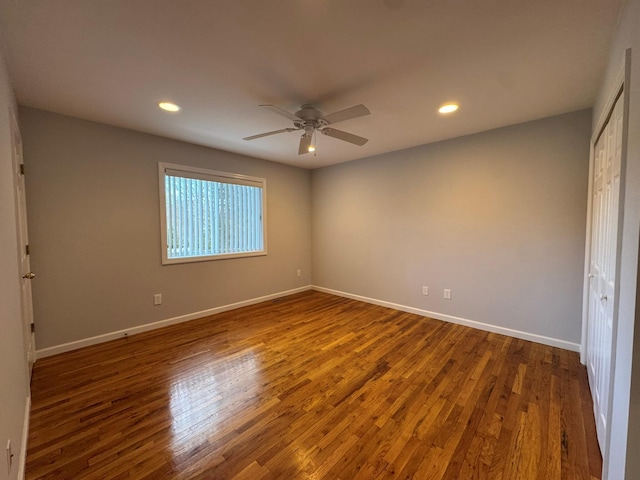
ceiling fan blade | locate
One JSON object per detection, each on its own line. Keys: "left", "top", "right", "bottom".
{"left": 243, "top": 128, "right": 298, "bottom": 141}
{"left": 321, "top": 128, "right": 368, "bottom": 146}
{"left": 259, "top": 104, "right": 300, "bottom": 121}
{"left": 322, "top": 104, "right": 370, "bottom": 125}
{"left": 298, "top": 134, "right": 312, "bottom": 155}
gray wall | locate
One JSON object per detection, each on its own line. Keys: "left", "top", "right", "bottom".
{"left": 0, "top": 45, "right": 30, "bottom": 479}
{"left": 312, "top": 110, "right": 591, "bottom": 345}
{"left": 593, "top": 0, "right": 640, "bottom": 478}
{"left": 20, "top": 108, "right": 312, "bottom": 350}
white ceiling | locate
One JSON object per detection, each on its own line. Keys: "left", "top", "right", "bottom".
{"left": 0, "top": 0, "right": 622, "bottom": 169}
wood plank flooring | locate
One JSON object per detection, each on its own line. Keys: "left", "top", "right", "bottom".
{"left": 26, "top": 291, "right": 601, "bottom": 479}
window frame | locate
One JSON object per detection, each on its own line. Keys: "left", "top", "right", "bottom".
{"left": 158, "top": 162, "right": 267, "bottom": 265}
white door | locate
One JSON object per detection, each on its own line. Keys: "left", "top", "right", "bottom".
{"left": 586, "top": 91, "right": 623, "bottom": 451}
{"left": 11, "top": 112, "right": 36, "bottom": 377}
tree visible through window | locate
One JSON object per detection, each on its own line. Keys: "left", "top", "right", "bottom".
{"left": 159, "top": 163, "right": 266, "bottom": 264}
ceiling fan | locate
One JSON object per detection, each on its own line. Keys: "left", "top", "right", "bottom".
{"left": 243, "top": 103, "right": 371, "bottom": 155}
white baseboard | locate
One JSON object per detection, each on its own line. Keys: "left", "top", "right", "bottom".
{"left": 312, "top": 285, "right": 580, "bottom": 352}
{"left": 18, "top": 395, "right": 30, "bottom": 480}
{"left": 36, "top": 286, "right": 313, "bottom": 359}
{"left": 36, "top": 284, "right": 580, "bottom": 358}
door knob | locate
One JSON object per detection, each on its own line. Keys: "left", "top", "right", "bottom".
{"left": 600, "top": 294, "right": 608, "bottom": 301}
{"left": 22, "top": 272, "right": 36, "bottom": 279}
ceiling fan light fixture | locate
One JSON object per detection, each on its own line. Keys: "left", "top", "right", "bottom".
{"left": 438, "top": 103, "right": 459, "bottom": 114}
{"left": 158, "top": 101, "right": 181, "bottom": 112}
{"left": 308, "top": 129, "right": 317, "bottom": 153}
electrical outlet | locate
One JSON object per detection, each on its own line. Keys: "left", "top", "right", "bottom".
{"left": 296, "top": 269, "right": 301, "bottom": 277}
{"left": 6, "top": 439, "right": 12, "bottom": 474}
{"left": 422, "top": 286, "right": 429, "bottom": 296}
{"left": 153, "top": 293, "right": 162, "bottom": 306}
{"left": 444, "top": 289, "right": 452, "bottom": 300}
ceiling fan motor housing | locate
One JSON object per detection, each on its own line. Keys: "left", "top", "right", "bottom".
{"left": 295, "top": 104, "right": 322, "bottom": 121}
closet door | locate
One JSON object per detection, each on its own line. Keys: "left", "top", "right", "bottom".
{"left": 586, "top": 91, "right": 623, "bottom": 451}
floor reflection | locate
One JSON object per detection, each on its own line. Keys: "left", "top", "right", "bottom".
{"left": 169, "top": 349, "right": 262, "bottom": 456}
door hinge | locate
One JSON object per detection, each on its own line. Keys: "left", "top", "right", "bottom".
{"left": 20, "top": 164, "right": 25, "bottom": 175}
{"left": 30, "top": 323, "right": 35, "bottom": 334}
{"left": 25, "top": 244, "right": 30, "bottom": 255}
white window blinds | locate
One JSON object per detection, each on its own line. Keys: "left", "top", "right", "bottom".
{"left": 159, "top": 163, "right": 266, "bottom": 264}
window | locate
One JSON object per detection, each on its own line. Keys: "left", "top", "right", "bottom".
{"left": 159, "top": 162, "right": 266, "bottom": 264}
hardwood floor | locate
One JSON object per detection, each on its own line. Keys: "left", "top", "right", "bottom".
{"left": 26, "top": 291, "right": 601, "bottom": 479}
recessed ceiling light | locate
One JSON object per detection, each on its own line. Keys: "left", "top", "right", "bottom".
{"left": 158, "top": 101, "right": 181, "bottom": 112}
{"left": 438, "top": 103, "right": 459, "bottom": 114}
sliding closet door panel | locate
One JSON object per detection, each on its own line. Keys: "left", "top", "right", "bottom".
{"left": 586, "top": 92, "right": 623, "bottom": 451}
